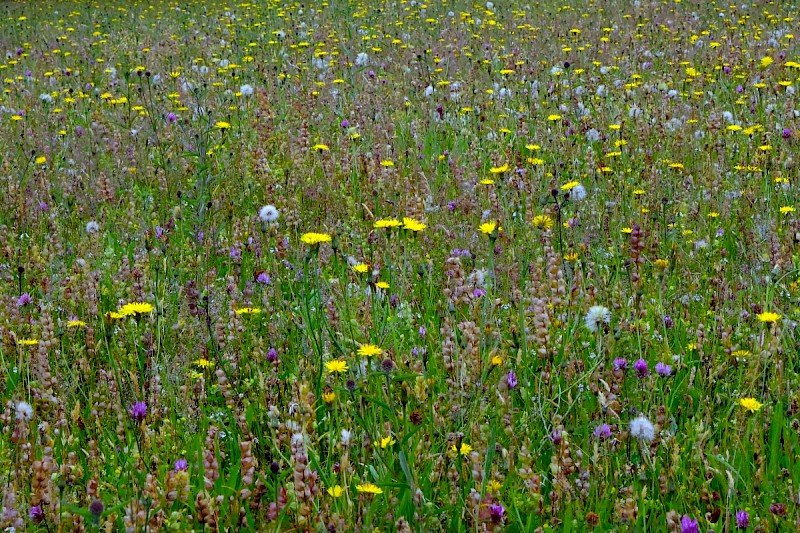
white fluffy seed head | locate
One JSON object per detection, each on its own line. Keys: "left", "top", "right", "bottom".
{"left": 629, "top": 415, "right": 655, "bottom": 442}
{"left": 584, "top": 305, "right": 611, "bottom": 332}
{"left": 571, "top": 184, "right": 587, "bottom": 201}
{"left": 15, "top": 401, "right": 33, "bottom": 422}
{"left": 259, "top": 205, "right": 279, "bottom": 223}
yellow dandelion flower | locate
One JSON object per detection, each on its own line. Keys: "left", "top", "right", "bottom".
{"left": 235, "top": 307, "right": 262, "bottom": 315}
{"left": 547, "top": 114, "right": 562, "bottom": 121}
{"left": 193, "top": 358, "right": 215, "bottom": 369}
{"left": 560, "top": 181, "right": 579, "bottom": 191}
{"left": 480, "top": 179, "right": 495, "bottom": 185}
{"left": 325, "top": 360, "right": 348, "bottom": 374}
{"left": 373, "top": 218, "right": 402, "bottom": 229}
{"left": 490, "top": 355, "right": 503, "bottom": 366}
{"left": 739, "top": 397, "right": 763, "bottom": 413}
{"left": 757, "top": 311, "right": 781, "bottom": 323}
{"left": 380, "top": 160, "right": 394, "bottom": 167}
{"left": 67, "top": 320, "right": 86, "bottom": 328}
{"left": 214, "top": 121, "right": 230, "bottom": 129}
{"left": 780, "top": 206, "right": 795, "bottom": 214}
{"left": 654, "top": 258, "right": 669, "bottom": 269}
{"left": 356, "top": 483, "right": 383, "bottom": 495}
{"left": 327, "top": 485, "right": 344, "bottom": 498}
{"left": 373, "top": 435, "right": 396, "bottom": 449}
{"left": 375, "top": 281, "right": 390, "bottom": 290}
{"left": 760, "top": 56, "right": 774, "bottom": 68}
{"left": 532, "top": 215, "right": 554, "bottom": 229}
{"left": 358, "top": 344, "right": 383, "bottom": 357}
{"left": 402, "top": 217, "right": 426, "bottom": 232}
{"left": 301, "top": 232, "right": 332, "bottom": 245}
{"left": 106, "top": 311, "right": 125, "bottom": 320}
{"left": 489, "top": 164, "right": 509, "bottom": 174}
{"left": 35, "top": 156, "right": 47, "bottom": 165}
{"left": 322, "top": 391, "right": 336, "bottom": 403}
{"left": 621, "top": 227, "right": 633, "bottom": 234}
{"left": 17, "top": 338, "right": 39, "bottom": 346}
{"left": 479, "top": 222, "right": 498, "bottom": 235}
{"left": 353, "top": 263, "right": 369, "bottom": 273}
{"left": 118, "top": 302, "right": 154, "bottom": 316}
{"left": 452, "top": 443, "right": 473, "bottom": 456}
{"left": 313, "top": 143, "right": 330, "bottom": 151}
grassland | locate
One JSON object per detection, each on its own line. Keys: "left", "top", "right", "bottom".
{"left": 1, "top": 0, "right": 799, "bottom": 531}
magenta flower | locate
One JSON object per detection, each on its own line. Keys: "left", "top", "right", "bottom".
{"left": 655, "top": 362, "right": 672, "bottom": 377}
{"left": 130, "top": 401, "right": 147, "bottom": 422}
{"left": 634, "top": 359, "right": 649, "bottom": 378}
{"left": 680, "top": 515, "right": 699, "bottom": 533}
{"left": 735, "top": 510, "right": 749, "bottom": 529}
{"left": 506, "top": 370, "right": 518, "bottom": 389}
{"left": 594, "top": 423, "right": 612, "bottom": 440}
{"left": 29, "top": 505, "right": 44, "bottom": 523}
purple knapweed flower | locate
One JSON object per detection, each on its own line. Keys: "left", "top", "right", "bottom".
{"left": 130, "top": 401, "right": 147, "bottom": 422}
{"left": 594, "top": 423, "right": 612, "bottom": 440}
{"left": 735, "top": 510, "right": 749, "bottom": 529}
{"left": 340, "top": 119, "right": 349, "bottom": 128}
{"left": 634, "top": 358, "right": 649, "bottom": 378}
{"left": 473, "top": 288, "right": 487, "bottom": 298}
{"left": 17, "top": 293, "right": 32, "bottom": 307}
{"left": 783, "top": 128, "right": 792, "bottom": 139}
{"left": 680, "top": 515, "right": 699, "bottom": 533}
{"left": 266, "top": 347, "right": 278, "bottom": 362}
{"left": 506, "top": 370, "right": 518, "bottom": 389}
{"left": 29, "top": 505, "right": 45, "bottom": 523}
{"left": 256, "top": 272, "right": 271, "bottom": 284}
{"left": 655, "top": 362, "right": 672, "bottom": 377}
{"left": 166, "top": 112, "right": 177, "bottom": 124}
{"left": 489, "top": 502, "right": 505, "bottom": 524}
{"left": 174, "top": 458, "right": 189, "bottom": 472}
{"left": 613, "top": 358, "right": 628, "bottom": 371}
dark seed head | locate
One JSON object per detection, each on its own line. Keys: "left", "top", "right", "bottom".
{"left": 89, "top": 499, "right": 104, "bottom": 517}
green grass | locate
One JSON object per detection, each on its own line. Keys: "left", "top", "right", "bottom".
{"left": 0, "top": 0, "right": 799, "bottom": 531}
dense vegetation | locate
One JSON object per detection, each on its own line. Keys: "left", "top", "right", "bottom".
{"left": 1, "top": 0, "right": 799, "bottom": 531}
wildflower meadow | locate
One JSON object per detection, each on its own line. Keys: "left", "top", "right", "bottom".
{"left": 1, "top": 0, "right": 800, "bottom": 531}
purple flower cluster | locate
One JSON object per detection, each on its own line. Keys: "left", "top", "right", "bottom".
{"left": 129, "top": 401, "right": 147, "bottom": 422}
